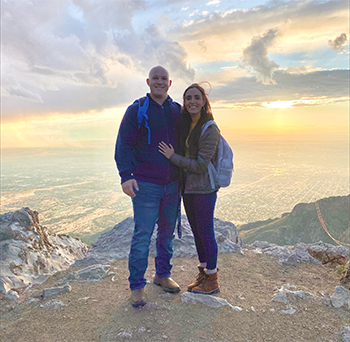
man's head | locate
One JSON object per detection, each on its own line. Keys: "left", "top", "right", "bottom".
{"left": 147, "top": 66, "right": 172, "bottom": 103}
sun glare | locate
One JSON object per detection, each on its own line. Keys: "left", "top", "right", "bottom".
{"left": 262, "top": 100, "right": 296, "bottom": 109}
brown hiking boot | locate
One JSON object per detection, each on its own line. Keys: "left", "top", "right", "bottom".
{"left": 153, "top": 275, "right": 181, "bottom": 293}
{"left": 187, "top": 266, "right": 205, "bottom": 292}
{"left": 191, "top": 271, "right": 220, "bottom": 295}
{"left": 130, "top": 288, "right": 147, "bottom": 308}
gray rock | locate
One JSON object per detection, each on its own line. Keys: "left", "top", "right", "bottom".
{"left": 330, "top": 286, "right": 350, "bottom": 310}
{"left": 281, "top": 308, "right": 296, "bottom": 315}
{"left": 181, "top": 292, "right": 242, "bottom": 311}
{"left": 77, "top": 216, "right": 242, "bottom": 265}
{"left": 5, "top": 290, "right": 19, "bottom": 300}
{"left": 56, "top": 264, "right": 110, "bottom": 285}
{"left": 0, "top": 281, "right": 11, "bottom": 294}
{"left": 251, "top": 241, "right": 349, "bottom": 267}
{"left": 0, "top": 207, "right": 88, "bottom": 293}
{"left": 340, "top": 326, "right": 350, "bottom": 342}
{"left": 42, "top": 284, "right": 72, "bottom": 298}
{"left": 116, "top": 330, "right": 133, "bottom": 339}
{"left": 11, "top": 208, "right": 34, "bottom": 229}
{"left": 323, "top": 298, "right": 331, "bottom": 306}
{"left": 41, "top": 299, "right": 66, "bottom": 309}
{"left": 26, "top": 298, "right": 40, "bottom": 304}
{"left": 72, "top": 255, "right": 113, "bottom": 267}
{"left": 272, "top": 284, "right": 315, "bottom": 304}
{"left": 251, "top": 241, "right": 322, "bottom": 266}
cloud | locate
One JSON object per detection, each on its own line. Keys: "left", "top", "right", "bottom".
{"left": 210, "top": 69, "right": 349, "bottom": 107}
{"left": 207, "top": 0, "right": 220, "bottom": 5}
{"left": 170, "top": 0, "right": 348, "bottom": 64}
{"left": 113, "top": 23, "right": 195, "bottom": 81}
{"left": 1, "top": 0, "right": 348, "bottom": 123}
{"left": 241, "top": 28, "right": 280, "bottom": 85}
{"left": 7, "top": 87, "right": 44, "bottom": 103}
{"left": 328, "top": 33, "right": 348, "bottom": 53}
{"left": 1, "top": 0, "right": 193, "bottom": 119}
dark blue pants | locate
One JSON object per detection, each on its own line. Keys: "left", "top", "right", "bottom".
{"left": 183, "top": 191, "right": 218, "bottom": 270}
{"left": 129, "top": 180, "right": 179, "bottom": 290}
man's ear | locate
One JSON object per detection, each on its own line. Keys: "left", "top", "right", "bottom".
{"left": 169, "top": 80, "right": 172, "bottom": 87}
{"left": 146, "top": 78, "right": 150, "bottom": 86}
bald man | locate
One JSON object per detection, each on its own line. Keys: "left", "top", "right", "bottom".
{"left": 115, "top": 66, "right": 181, "bottom": 307}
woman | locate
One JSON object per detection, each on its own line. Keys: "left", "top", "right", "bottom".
{"left": 159, "top": 83, "right": 220, "bottom": 294}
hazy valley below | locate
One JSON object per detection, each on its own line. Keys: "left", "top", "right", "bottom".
{"left": 1, "top": 138, "right": 349, "bottom": 245}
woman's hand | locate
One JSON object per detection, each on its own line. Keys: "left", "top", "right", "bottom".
{"left": 158, "top": 141, "right": 174, "bottom": 159}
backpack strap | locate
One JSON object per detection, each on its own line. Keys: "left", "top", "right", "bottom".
{"left": 200, "top": 120, "right": 217, "bottom": 137}
{"left": 136, "top": 96, "right": 151, "bottom": 145}
{"left": 200, "top": 120, "right": 219, "bottom": 190}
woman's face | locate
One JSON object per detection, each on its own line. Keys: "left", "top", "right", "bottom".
{"left": 184, "top": 87, "right": 205, "bottom": 118}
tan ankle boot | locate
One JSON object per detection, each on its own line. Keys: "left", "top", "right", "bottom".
{"left": 191, "top": 271, "right": 220, "bottom": 295}
{"left": 187, "top": 266, "right": 205, "bottom": 292}
{"left": 130, "top": 288, "right": 147, "bottom": 307}
{"left": 153, "top": 275, "right": 181, "bottom": 293}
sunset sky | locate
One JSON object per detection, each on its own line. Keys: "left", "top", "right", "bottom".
{"left": 1, "top": 0, "right": 349, "bottom": 148}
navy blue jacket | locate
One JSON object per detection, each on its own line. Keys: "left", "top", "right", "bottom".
{"left": 115, "top": 94, "right": 181, "bottom": 185}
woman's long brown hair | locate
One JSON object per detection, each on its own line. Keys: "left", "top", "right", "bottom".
{"left": 178, "top": 83, "right": 215, "bottom": 157}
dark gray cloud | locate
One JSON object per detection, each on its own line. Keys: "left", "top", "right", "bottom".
{"left": 211, "top": 69, "right": 349, "bottom": 105}
{"left": 241, "top": 28, "right": 280, "bottom": 85}
{"left": 113, "top": 24, "right": 195, "bottom": 81}
{"left": 328, "top": 33, "right": 348, "bottom": 53}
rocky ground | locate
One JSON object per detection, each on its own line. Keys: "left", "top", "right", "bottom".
{"left": 1, "top": 248, "right": 349, "bottom": 342}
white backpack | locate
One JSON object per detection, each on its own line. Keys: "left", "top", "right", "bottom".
{"left": 200, "top": 120, "right": 234, "bottom": 189}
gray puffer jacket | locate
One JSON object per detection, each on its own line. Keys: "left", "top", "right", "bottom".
{"left": 169, "top": 124, "right": 220, "bottom": 194}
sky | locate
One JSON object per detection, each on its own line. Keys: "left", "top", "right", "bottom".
{"left": 1, "top": 0, "right": 349, "bottom": 148}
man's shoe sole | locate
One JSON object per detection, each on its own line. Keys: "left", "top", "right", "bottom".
{"left": 131, "top": 300, "right": 147, "bottom": 308}
{"left": 153, "top": 278, "right": 181, "bottom": 293}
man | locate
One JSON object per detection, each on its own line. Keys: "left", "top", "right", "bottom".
{"left": 115, "top": 66, "right": 181, "bottom": 307}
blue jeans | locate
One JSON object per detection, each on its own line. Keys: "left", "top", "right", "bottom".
{"left": 129, "top": 180, "right": 179, "bottom": 291}
{"left": 183, "top": 191, "right": 218, "bottom": 270}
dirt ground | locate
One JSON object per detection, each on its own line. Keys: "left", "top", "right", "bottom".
{"left": 0, "top": 248, "right": 348, "bottom": 342}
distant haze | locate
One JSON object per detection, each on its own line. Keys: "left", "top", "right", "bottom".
{"left": 1, "top": 137, "right": 348, "bottom": 244}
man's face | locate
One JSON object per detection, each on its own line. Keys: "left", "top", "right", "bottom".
{"left": 147, "top": 67, "right": 172, "bottom": 99}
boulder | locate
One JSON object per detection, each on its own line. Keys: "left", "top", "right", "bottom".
{"left": 330, "top": 286, "right": 350, "bottom": 310}
{"left": 42, "top": 284, "right": 72, "bottom": 298}
{"left": 75, "top": 216, "right": 242, "bottom": 265}
{"left": 0, "top": 207, "right": 88, "bottom": 294}
{"left": 181, "top": 292, "right": 242, "bottom": 311}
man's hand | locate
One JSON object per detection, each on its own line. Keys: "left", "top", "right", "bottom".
{"left": 121, "top": 179, "right": 139, "bottom": 198}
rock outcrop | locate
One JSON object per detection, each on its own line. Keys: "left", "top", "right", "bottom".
{"left": 250, "top": 240, "right": 349, "bottom": 267}
{"left": 340, "top": 261, "right": 350, "bottom": 290}
{"left": 74, "top": 216, "right": 243, "bottom": 267}
{"left": 0, "top": 207, "right": 88, "bottom": 293}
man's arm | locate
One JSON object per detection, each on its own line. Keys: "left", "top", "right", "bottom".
{"left": 115, "top": 105, "right": 139, "bottom": 197}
